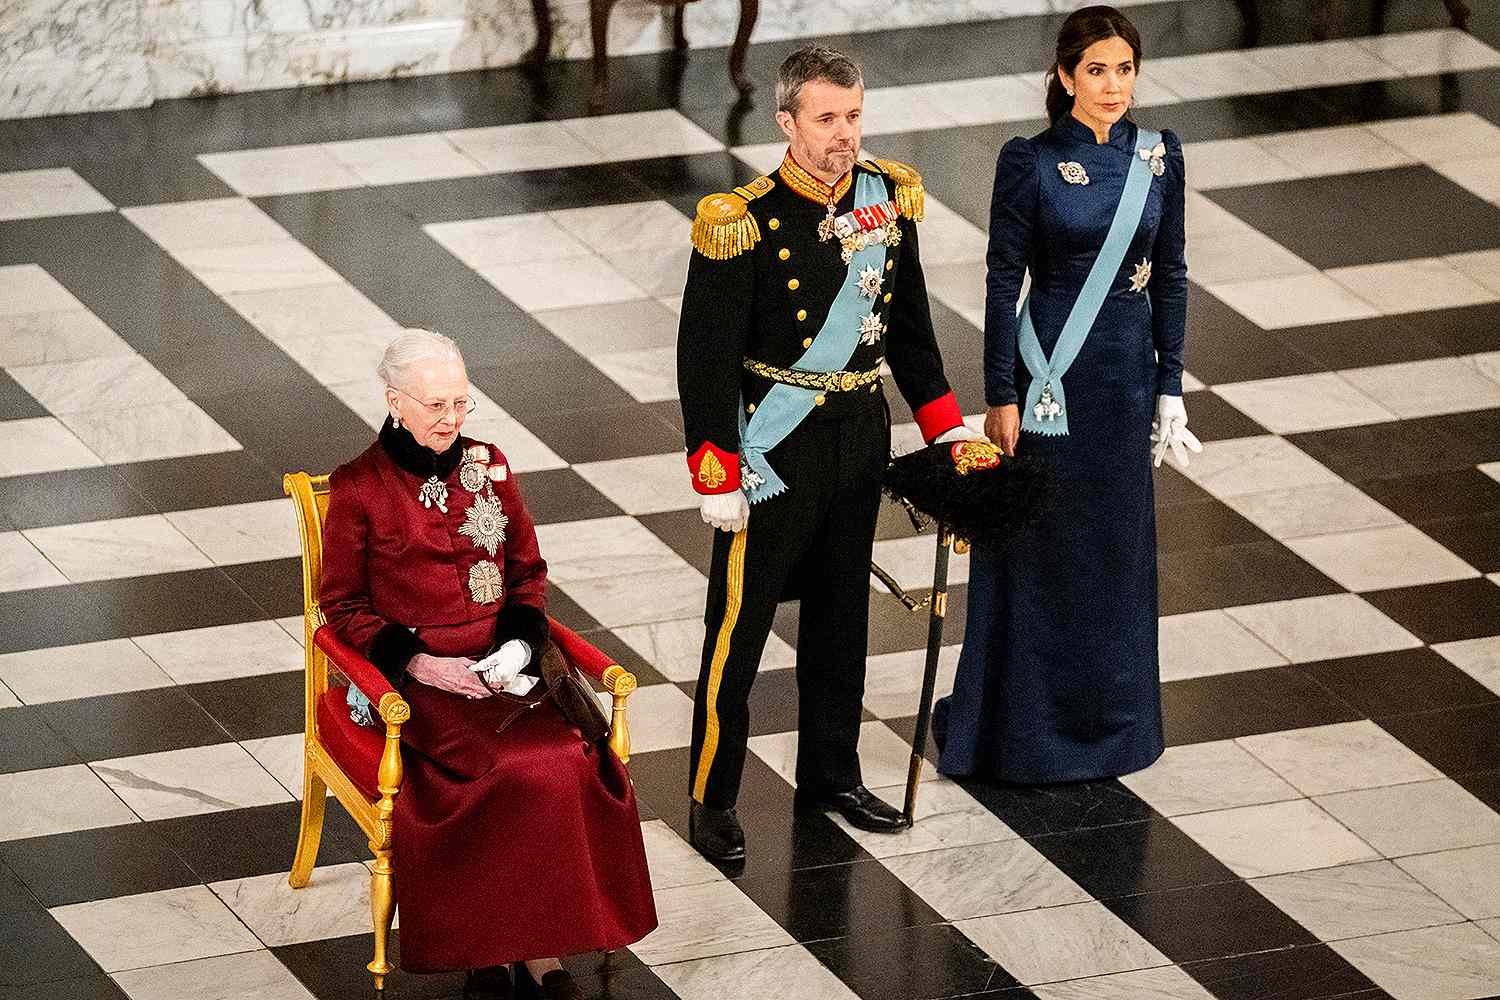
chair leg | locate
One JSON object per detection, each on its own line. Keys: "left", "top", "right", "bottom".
{"left": 588, "top": 0, "right": 617, "bottom": 111}
{"left": 288, "top": 763, "right": 327, "bottom": 889}
{"left": 729, "top": 0, "right": 758, "bottom": 95}
{"left": 368, "top": 845, "right": 396, "bottom": 990}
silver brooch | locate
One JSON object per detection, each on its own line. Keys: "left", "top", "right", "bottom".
{"left": 856, "top": 264, "right": 884, "bottom": 299}
{"left": 459, "top": 460, "right": 487, "bottom": 493}
{"left": 1129, "top": 258, "right": 1152, "bottom": 293}
{"left": 458, "top": 493, "right": 508, "bottom": 556}
{"left": 1057, "top": 161, "right": 1089, "bottom": 185}
{"left": 468, "top": 560, "right": 503, "bottom": 604}
{"left": 1033, "top": 382, "right": 1063, "bottom": 422}
{"left": 1139, "top": 142, "right": 1166, "bottom": 177}
{"left": 859, "top": 312, "right": 885, "bottom": 346}
{"left": 417, "top": 476, "right": 448, "bottom": 513}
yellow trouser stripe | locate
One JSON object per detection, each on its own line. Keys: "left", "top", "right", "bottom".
{"left": 693, "top": 528, "right": 748, "bottom": 803}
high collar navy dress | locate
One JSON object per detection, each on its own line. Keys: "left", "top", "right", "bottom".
{"left": 935, "top": 115, "right": 1186, "bottom": 783}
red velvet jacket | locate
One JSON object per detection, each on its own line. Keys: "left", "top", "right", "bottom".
{"left": 319, "top": 423, "right": 549, "bottom": 680}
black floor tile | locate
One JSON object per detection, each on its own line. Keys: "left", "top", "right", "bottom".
{"left": 1361, "top": 577, "right": 1500, "bottom": 643}
{"left": 956, "top": 777, "right": 1156, "bottom": 838}
{"left": 181, "top": 670, "right": 305, "bottom": 742}
{"left": 731, "top": 754, "right": 866, "bottom": 877}
{"left": 0, "top": 822, "right": 201, "bottom": 907}
{"left": 1181, "top": 388, "right": 1269, "bottom": 441}
{"left": 521, "top": 404, "right": 687, "bottom": 464}
{"left": 0, "top": 466, "right": 156, "bottom": 530}
{"left": 1153, "top": 462, "right": 1211, "bottom": 507}
{"left": 1158, "top": 540, "right": 1341, "bottom": 612}
{"left": 636, "top": 508, "right": 716, "bottom": 576}
{"left": 273, "top": 930, "right": 466, "bottom": 1000}
{"left": 1298, "top": 646, "right": 1498, "bottom": 719}
{"left": 864, "top": 586, "right": 969, "bottom": 658}
{"left": 571, "top": 626, "right": 670, "bottom": 690}
{"left": 516, "top": 467, "right": 624, "bottom": 526}
{"left": 492, "top": 163, "right": 659, "bottom": 217}
{"left": 152, "top": 799, "right": 370, "bottom": 884}
{"left": 1289, "top": 303, "right": 1500, "bottom": 370}
{"left": 1378, "top": 702, "right": 1500, "bottom": 778}
{"left": 1030, "top": 817, "right": 1235, "bottom": 901}
{"left": 5, "top": 975, "right": 131, "bottom": 1000}
{"left": 1181, "top": 285, "right": 1325, "bottom": 385}
{"left": 219, "top": 558, "right": 305, "bottom": 620}
{"left": 0, "top": 369, "right": 47, "bottom": 421}
{"left": 111, "top": 450, "right": 286, "bottom": 514}
{"left": 806, "top": 921, "right": 1020, "bottom": 1000}
{"left": 544, "top": 582, "right": 604, "bottom": 635}
{"left": 679, "top": 666, "right": 804, "bottom": 738}
{"left": 1155, "top": 498, "right": 1269, "bottom": 555}
{"left": 1183, "top": 941, "right": 1385, "bottom": 1000}
{"left": 1355, "top": 467, "right": 1500, "bottom": 525}
{"left": 620, "top": 746, "right": 691, "bottom": 835}
{"left": 566, "top": 964, "right": 680, "bottom": 1000}
{"left": 1456, "top": 768, "right": 1500, "bottom": 813}
{"left": 739, "top": 856, "right": 942, "bottom": 942}
{"left": 1418, "top": 512, "right": 1500, "bottom": 573}
{"left": 75, "top": 568, "right": 269, "bottom": 647}
{"left": 0, "top": 903, "right": 103, "bottom": 989}
{"left": 0, "top": 706, "right": 83, "bottom": 774}
{"left": 0, "top": 582, "right": 108, "bottom": 656}
{"left": 1162, "top": 665, "right": 1363, "bottom": 745}
{"left": 622, "top": 151, "right": 761, "bottom": 219}
{"left": 1109, "top": 879, "right": 1317, "bottom": 964}
{"left": 1291, "top": 408, "right": 1500, "bottom": 481}
{"left": 38, "top": 687, "right": 230, "bottom": 761}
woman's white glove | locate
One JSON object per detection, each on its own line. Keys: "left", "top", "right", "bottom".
{"left": 1151, "top": 395, "right": 1203, "bottom": 470}
{"left": 700, "top": 491, "right": 749, "bottom": 533}
{"left": 934, "top": 424, "right": 987, "bottom": 444}
{"left": 470, "top": 639, "right": 531, "bottom": 690}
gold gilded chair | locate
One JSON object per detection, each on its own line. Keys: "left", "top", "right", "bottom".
{"left": 282, "top": 471, "right": 639, "bottom": 991}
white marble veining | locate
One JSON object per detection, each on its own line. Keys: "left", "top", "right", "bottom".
{"left": 870, "top": 534, "right": 971, "bottom": 593}
{"left": 1223, "top": 594, "right": 1421, "bottom": 664}
{"left": 1173, "top": 799, "right": 1381, "bottom": 878}
{"left": 425, "top": 213, "right": 594, "bottom": 271}
{"left": 749, "top": 720, "right": 936, "bottom": 791}
{"left": 0, "top": 309, "right": 132, "bottom": 368}
{"left": 558, "top": 564, "right": 708, "bottom": 628}
{"left": 0, "top": 168, "right": 113, "bottom": 220}
{"left": 9, "top": 354, "right": 187, "bottom": 415}
{"left": 1357, "top": 28, "right": 1500, "bottom": 76}
{"left": 832, "top": 779, "right": 1017, "bottom": 860}
{"left": 535, "top": 515, "right": 687, "bottom": 582}
{"left": 1316, "top": 780, "right": 1500, "bottom": 858}
{"left": 323, "top": 133, "right": 485, "bottom": 185}
{"left": 531, "top": 298, "right": 682, "bottom": 357}
{"left": 0, "top": 637, "right": 174, "bottom": 703}
{"left": 198, "top": 145, "right": 365, "bottom": 198}
{"left": 552, "top": 201, "right": 690, "bottom": 255}
{"left": 1156, "top": 608, "right": 1288, "bottom": 681}
{"left": 653, "top": 942, "right": 858, "bottom": 1000}
{"left": 210, "top": 863, "right": 373, "bottom": 946}
{"left": 591, "top": 346, "right": 680, "bottom": 403}
{"left": 112, "top": 948, "right": 318, "bottom": 1000}
{"left": 480, "top": 255, "right": 648, "bottom": 312}
{"left": 0, "top": 264, "right": 88, "bottom": 316}
{"left": 0, "top": 530, "right": 69, "bottom": 592}
{"left": 0, "top": 764, "right": 140, "bottom": 841}
{"left": 884, "top": 837, "right": 1090, "bottom": 920}
{"left": 93, "top": 742, "right": 294, "bottom": 820}
{"left": 1207, "top": 272, "right": 1382, "bottom": 330}
{"left": 444, "top": 121, "right": 604, "bottom": 174}
{"left": 1032, "top": 966, "right": 1217, "bottom": 1000}
{"left": 49, "top": 884, "right": 263, "bottom": 973}
{"left": 1212, "top": 372, "right": 1394, "bottom": 434}
{"left": 131, "top": 619, "right": 304, "bottom": 684}
{"left": 0, "top": 416, "right": 103, "bottom": 477}
{"left": 572, "top": 452, "right": 699, "bottom": 517}
{"left": 171, "top": 240, "right": 344, "bottom": 295}
{"left": 1121, "top": 739, "right": 1300, "bottom": 817}
{"left": 1331, "top": 922, "right": 1500, "bottom": 1000}
{"left": 23, "top": 513, "right": 211, "bottom": 582}
{"left": 1368, "top": 112, "right": 1500, "bottom": 164}
{"left": 957, "top": 901, "right": 1169, "bottom": 986}
{"left": 631, "top": 879, "right": 793, "bottom": 966}
{"left": 1186, "top": 228, "right": 1315, "bottom": 285}
{"left": 163, "top": 498, "right": 301, "bottom": 566}
{"left": 639, "top": 819, "right": 725, "bottom": 891}
{"left": 1249, "top": 860, "right": 1463, "bottom": 942}
{"left": 1342, "top": 356, "right": 1500, "bottom": 420}
{"left": 223, "top": 281, "right": 393, "bottom": 340}
{"left": 1178, "top": 435, "right": 1342, "bottom": 499}
{"left": 240, "top": 732, "right": 312, "bottom": 799}
{"left": 860, "top": 645, "right": 960, "bottom": 720}
{"left": 1286, "top": 524, "right": 1478, "bottom": 593}
{"left": 1221, "top": 482, "right": 1404, "bottom": 542}
{"left": 123, "top": 197, "right": 291, "bottom": 252}
{"left": 1398, "top": 844, "right": 1500, "bottom": 920}
{"left": 599, "top": 682, "right": 695, "bottom": 754}
{"left": 1328, "top": 258, "right": 1500, "bottom": 316}
{"left": 612, "top": 615, "right": 794, "bottom": 683}
{"left": 1238, "top": 721, "right": 1442, "bottom": 797}
{"left": 58, "top": 399, "right": 240, "bottom": 464}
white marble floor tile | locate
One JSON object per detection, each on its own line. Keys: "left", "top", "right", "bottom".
{"left": 479, "top": 256, "right": 647, "bottom": 312}
{"left": 1148, "top": 50, "right": 1289, "bottom": 101}
{"left": 1212, "top": 372, "right": 1394, "bottom": 434}
{"left": 535, "top": 515, "right": 686, "bottom": 582}
{"left": 1327, "top": 258, "right": 1498, "bottom": 315}
{"left": 601, "top": 246, "right": 693, "bottom": 298}
{"left": 322, "top": 133, "right": 484, "bottom": 185}
{"left": 0, "top": 638, "right": 174, "bottom": 703}
{"left": 884, "top": 838, "right": 1090, "bottom": 920}
{"left": 112, "top": 948, "right": 317, "bottom": 1000}
{"left": 861, "top": 645, "right": 960, "bottom": 720}
{"left": 1367, "top": 112, "right": 1500, "bottom": 164}
{"left": 956, "top": 901, "right": 1169, "bottom": 986}
{"left": 912, "top": 196, "right": 989, "bottom": 264}
{"left": 0, "top": 416, "right": 103, "bottom": 476}
{"left": 1183, "top": 190, "right": 1254, "bottom": 241}
{"left": 1470, "top": 351, "right": 1500, "bottom": 385}
{"left": 0, "top": 263, "right": 88, "bottom": 315}
{"left": 1222, "top": 482, "right": 1403, "bottom": 541}
{"left": 0, "top": 765, "right": 139, "bottom": 841}
{"left": 273, "top": 327, "right": 402, "bottom": 386}
{"left": 1285, "top": 524, "right": 1477, "bottom": 592}
{"left": 445, "top": 120, "right": 605, "bottom": 171}
{"left": 639, "top": 819, "right": 724, "bottom": 891}
{"left": 1177, "top": 434, "right": 1341, "bottom": 499}
{"left": 1180, "top": 137, "right": 1303, "bottom": 190}
{"left": 0, "top": 530, "right": 67, "bottom": 591}
{"left": 424, "top": 212, "right": 594, "bottom": 270}
{"left": 210, "top": 862, "right": 372, "bottom": 946}
{"left": 1434, "top": 155, "right": 1500, "bottom": 206}
{"left": 93, "top": 742, "right": 294, "bottom": 821}
{"left": 922, "top": 259, "right": 987, "bottom": 328}
{"left": 749, "top": 720, "right": 934, "bottom": 791}
{"left": 122, "top": 197, "right": 290, "bottom": 252}
{"left": 840, "top": 778, "right": 1017, "bottom": 858}
{"left": 59, "top": 400, "right": 240, "bottom": 465}
{"left": 1316, "top": 780, "right": 1500, "bottom": 858}
{"left": 240, "top": 733, "right": 310, "bottom": 799}
{"left": 572, "top": 452, "right": 698, "bottom": 516}
{"left": 50, "top": 884, "right": 262, "bottom": 973}
{"left": 1330, "top": 923, "right": 1500, "bottom": 1000}
{"left": 558, "top": 565, "right": 707, "bottom": 628}
{"left": 1031, "top": 966, "right": 1218, "bottom": 1000}
{"left": 1255, "top": 124, "right": 1415, "bottom": 179}
{"left": 652, "top": 942, "right": 857, "bottom": 1000}
{"left": 534, "top": 298, "right": 680, "bottom": 357}
{"left": 729, "top": 141, "right": 789, "bottom": 175}
{"left": 1187, "top": 229, "right": 1315, "bottom": 285}
{"left": 1174, "top": 799, "right": 1380, "bottom": 877}
{"left": 591, "top": 346, "right": 680, "bottom": 402}
{"left": 171, "top": 240, "right": 343, "bottom": 295}
{"left": 612, "top": 616, "right": 794, "bottom": 683}
{"left": 560, "top": 110, "right": 722, "bottom": 162}
{"left": 9, "top": 354, "right": 186, "bottom": 415}
{"left": 1399, "top": 844, "right": 1500, "bottom": 920}
{"left": 1206, "top": 273, "right": 1381, "bottom": 329}
{"left": 1448, "top": 248, "right": 1500, "bottom": 295}
{"left": 1225, "top": 594, "right": 1421, "bottom": 663}
{"left": 1250, "top": 859, "right": 1463, "bottom": 941}
{"left": 0, "top": 167, "right": 112, "bottom": 220}
{"left": 132, "top": 620, "right": 306, "bottom": 684}
{"left": 1238, "top": 720, "right": 1442, "bottom": 796}
{"left": 0, "top": 309, "right": 131, "bottom": 368}
{"left": 859, "top": 85, "right": 960, "bottom": 136}
{"left": 550, "top": 201, "right": 690, "bottom": 254}
{"left": 198, "top": 144, "right": 365, "bottom": 197}
{"left": 1356, "top": 28, "right": 1500, "bottom": 76}
{"left": 1432, "top": 636, "right": 1500, "bottom": 697}
{"left": 901, "top": 74, "right": 1044, "bottom": 127}
{"left": 223, "top": 282, "right": 393, "bottom": 340}
{"left": 1484, "top": 918, "right": 1500, "bottom": 946}
{"left": 870, "top": 534, "right": 970, "bottom": 593}
{"left": 1121, "top": 740, "right": 1300, "bottom": 817}
{"left": 1243, "top": 39, "right": 1402, "bottom": 88}
{"left": 163, "top": 499, "right": 301, "bottom": 566}
{"left": 631, "top": 880, "right": 793, "bottom": 965}
{"left": 602, "top": 682, "right": 694, "bottom": 754}
{"left": 23, "top": 513, "right": 211, "bottom": 582}
{"left": 1481, "top": 462, "right": 1500, "bottom": 485}
{"left": 1341, "top": 356, "right": 1500, "bottom": 419}
{"left": 0, "top": 682, "right": 17, "bottom": 708}
{"left": 1131, "top": 73, "right": 1186, "bottom": 108}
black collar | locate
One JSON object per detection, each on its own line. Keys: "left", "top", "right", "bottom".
{"left": 379, "top": 416, "right": 463, "bottom": 480}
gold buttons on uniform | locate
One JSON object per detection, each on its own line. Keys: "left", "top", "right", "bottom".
{"left": 746, "top": 403, "right": 756, "bottom": 413}
{"left": 885, "top": 260, "right": 894, "bottom": 271}
{"left": 802, "top": 337, "right": 813, "bottom": 348}
{"left": 768, "top": 218, "right": 780, "bottom": 230}
{"left": 869, "top": 384, "right": 878, "bottom": 393}
{"left": 796, "top": 309, "right": 808, "bottom": 321}
{"left": 883, "top": 292, "right": 892, "bottom": 303}
{"left": 814, "top": 394, "right": 826, "bottom": 406}
{"left": 787, "top": 278, "right": 800, "bottom": 291}
{"left": 778, "top": 248, "right": 791, "bottom": 261}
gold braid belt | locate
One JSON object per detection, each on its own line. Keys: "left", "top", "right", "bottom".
{"left": 743, "top": 359, "right": 882, "bottom": 393}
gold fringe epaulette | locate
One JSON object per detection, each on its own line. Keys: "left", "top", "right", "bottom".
{"left": 870, "top": 158, "right": 926, "bottom": 222}
{"left": 691, "top": 175, "right": 774, "bottom": 260}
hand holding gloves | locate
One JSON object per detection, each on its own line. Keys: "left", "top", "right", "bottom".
{"left": 1150, "top": 395, "right": 1203, "bottom": 470}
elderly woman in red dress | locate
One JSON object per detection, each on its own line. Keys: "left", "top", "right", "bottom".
{"left": 319, "top": 328, "right": 657, "bottom": 1000}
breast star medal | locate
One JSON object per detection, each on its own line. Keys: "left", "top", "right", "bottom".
{"left": 857, "top": 264, "right": 884, "bottom": 299}
{"left": 1058, "top": 161, "right": 1089, "bottom": 185}
{"left": 1129, "top": 258, "right": 1152, "bottom": 293}
{"left": 458, "top": 493, "right": 508, "bottom": 557}
{"left": 468, "top": 560, "right": 503, "bottom": 604}
{"left": 417, "top": 476, "right": 448, "bottom": 513}
{"left": 859, "top": 312, "right": 885, "bottom": 345}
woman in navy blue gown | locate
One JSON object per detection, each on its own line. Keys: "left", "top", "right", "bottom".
{"left": 935, "top": 5, "right": 1200, "bottom": 783}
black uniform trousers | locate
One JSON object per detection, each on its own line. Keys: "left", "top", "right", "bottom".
{"left": 689, "top": 399, "right": 889, "bottom": 809}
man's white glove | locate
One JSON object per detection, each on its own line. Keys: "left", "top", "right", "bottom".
{"left": 700, "top": 490, "right": 749, "bottom": 533}
{"left": 934, "top": 424, "right": 987, "bottom": 444}
{"left": 469, "top": 639, "right": 532, "bottom": 691}
{"left": 1150, "top": 395, "right": 1204, "bottom": 470}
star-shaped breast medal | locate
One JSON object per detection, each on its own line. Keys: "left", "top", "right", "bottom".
{"left": 458, "top": 493, "right": 509, "bottom": 556}
{"left": 859, "top": 312, "right": 885, "bottom": 345}
{"left": 1129, "top": 258, "right": 1152, "bottom": 294}
{"left": 857, "top": 264, "right": 884, "bottom": 299}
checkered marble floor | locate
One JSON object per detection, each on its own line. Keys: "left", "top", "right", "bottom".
{"left": 4, "top": 3, "right": 1500, "bottom": 999}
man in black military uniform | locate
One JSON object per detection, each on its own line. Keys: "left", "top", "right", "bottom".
{"left": 677, "top": 43, "right": 984, "bottom": 864}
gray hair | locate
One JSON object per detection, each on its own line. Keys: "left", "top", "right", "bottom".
{"left": 776, "top": 44, "right": 863, "bottom": 117}
{"left": 376, "top": 328, "right": 465, "bottom": 389}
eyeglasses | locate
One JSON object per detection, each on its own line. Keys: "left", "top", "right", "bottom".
{"left": 391, "top": 385, "right": 477, "bottom": 418}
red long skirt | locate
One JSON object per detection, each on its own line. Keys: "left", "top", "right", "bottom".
{"left": 392, "top": 618, "right": 657, "bottom": 973}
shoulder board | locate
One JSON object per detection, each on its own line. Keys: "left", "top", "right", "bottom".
{"left": 691, "top": 175, "right": 774, "bottom": 260}
{"left": 869, "top": 158, "right": 925, "bottom": 222}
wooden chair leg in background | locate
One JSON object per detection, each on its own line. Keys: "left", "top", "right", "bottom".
{"left": 288, "top": 763, "right": 327, "bottom": 889}
{"left": 729, "top": 0, "right": 758, "bottom": 95}
{"left": 527, "top": 0, "right": 553, "bottom": 66}
{"left": 589, "top": 0, "right": 618, "bottom": 111}
{"left": 671, "top": 3, "right": 688, "bottom": 50}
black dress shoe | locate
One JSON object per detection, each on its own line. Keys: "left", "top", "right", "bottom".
{"left": 515, "top": 964, "right": 584, "bottom": 1000}
{"left": 689, "top": 801, "right": 746, "bottom": 862}
{"left": 465, "top": 965, "right": 513, "bottom": 999}
{"left": 795, "top": 784, "right": 909, "bottom": 832}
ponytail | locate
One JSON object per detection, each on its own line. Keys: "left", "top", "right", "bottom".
{"left": 1044, "top": 67, "right": 1074, "bottom": 124}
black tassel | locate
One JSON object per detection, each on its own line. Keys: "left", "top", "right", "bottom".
{"left": 882, "top": 444, "right": 1053, "bottom": 552}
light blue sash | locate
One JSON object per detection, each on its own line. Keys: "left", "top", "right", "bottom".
{"left": 739, "top": 170, "right": 890, "bottom": 503}
{"left": 1019, "top": 128, "right": 1161, "bottom": 436}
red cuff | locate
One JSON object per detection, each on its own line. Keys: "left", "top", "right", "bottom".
{"left": 687, "top": 441, "right": 740, "bottom": 495}
{"left": 913, "top": 392, "right": 963, "bottom": 443}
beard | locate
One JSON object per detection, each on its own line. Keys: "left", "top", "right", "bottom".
{"left": 812, "top": 144, "right": 857, "bottom": 176}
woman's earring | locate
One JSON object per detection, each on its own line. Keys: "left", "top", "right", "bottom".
{"left": 392, "top": 413, "right": 401, "bottom": 429}
{"left": 1065, "top": 87, "right": 1074, "bottom": 97}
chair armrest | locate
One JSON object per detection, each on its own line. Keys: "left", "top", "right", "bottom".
{"left": 550, "top": 618, "right": 621, "bottom": 686}
{"left": 313, "top": 626, "right": 409, "bottom": 724}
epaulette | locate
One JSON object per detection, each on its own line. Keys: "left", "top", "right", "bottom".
{"left": 691, "top": 175, "right": 775, "bottom": 260}
{"left": 866, "top": 158, "right": 925, "bottom": 222}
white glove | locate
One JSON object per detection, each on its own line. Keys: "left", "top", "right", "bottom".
{"left": 470, "top": 639, "right": 531, "bottom": 690}
{"left": 1151, "top": 395, "right": 1204, "bottom": 470}
{"left": 934, "top": 424, "right": 987, "bottom": 444}
{"left": 700, "top": 490, "right": 749, "bottom": 533}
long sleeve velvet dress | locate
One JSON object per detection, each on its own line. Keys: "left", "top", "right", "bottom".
{"left": 935, "top": 116, "right": 1186, "bottom": 783}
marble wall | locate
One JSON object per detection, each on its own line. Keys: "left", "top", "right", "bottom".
{"left": 0, "top": 0, "right": 1155, "bottom": 119}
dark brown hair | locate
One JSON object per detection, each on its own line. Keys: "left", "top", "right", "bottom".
{"left": 777, "top": 44, "right": 864, "bottom": 117}
{"left": 1044, "top": 5, "right": 1143, "bottom": 124}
